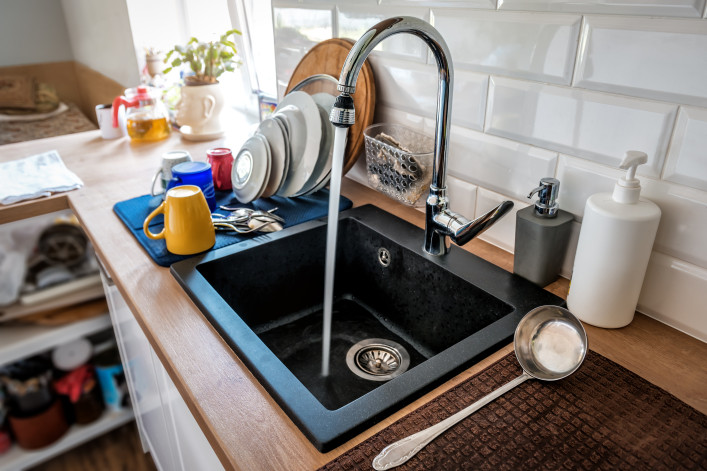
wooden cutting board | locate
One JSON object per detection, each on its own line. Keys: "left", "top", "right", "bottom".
{"left": 286, "top": 38, "right": 376, "bottom": 175}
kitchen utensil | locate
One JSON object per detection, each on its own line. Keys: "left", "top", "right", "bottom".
{"left": 256, "top": 118, "right": 288, "bottom": 197}
{"left": 150, "top": 150, "right": 193, "bottom": 196}
{"left": 296, "top": 92, "right": 336, "bottom": 196}
{"left": 112, "top": 86, "right": 170, "bottom": 142}
{"left": 364, "top": 123, "right": 434, "bottom": 206}
{"left": 232, "top": 133, "right": 272, "bottom": 203}
{"left": 274, "top": 105, "right": 307, "bottom": 197}
{"left": 272, "top": 92, "right": 322, "bottom": 196}
{"left": 166, "top": 161, "right": 216, "bottom": 211}
{"left": 95, "top": 104, "right": 123, "bottom": 139}
{"left": 372, "top": 305, "right": 588, "bottom": 470}
{"left": 143, "top": 185, "right": 215, "bottom": 255}
{"left": 285, "top": 38, "right": 376, "bottom": 175}
{"left": 207, "top": 147, "right": 234, "bottom": 191}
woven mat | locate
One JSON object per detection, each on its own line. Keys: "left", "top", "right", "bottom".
{"left": 320, "top": 350, "right": 707, "bottom": 470}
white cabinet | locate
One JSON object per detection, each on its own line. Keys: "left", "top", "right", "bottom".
{"left": 100, "top": 271, "right": 223, "bottom": 471}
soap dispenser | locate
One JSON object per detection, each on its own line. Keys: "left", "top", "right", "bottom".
{"left": 514, "top": 177, "right": 573, "bottom": 287}
{"left": 567, "top": 151, "right": 661, "bottom": 328}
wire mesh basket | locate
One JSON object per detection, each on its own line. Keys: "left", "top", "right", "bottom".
{"left": 363, "top": 123, "right": 434, "bottom": 206}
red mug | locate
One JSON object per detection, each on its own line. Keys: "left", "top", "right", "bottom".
{"left": 207, "top": 148, "right": 234, "bottom": 191}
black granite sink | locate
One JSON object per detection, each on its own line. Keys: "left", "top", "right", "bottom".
{"left": 171, "top": 204, "right": 563, "bottom": 451}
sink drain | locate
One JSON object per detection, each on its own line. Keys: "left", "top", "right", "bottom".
{"left": 346, "top": 339, "right": 410, "bottom": 382}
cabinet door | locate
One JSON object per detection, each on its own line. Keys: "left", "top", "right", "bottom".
{"left": 152, "top": 350, "right": 225, "bottom": 471}
{"left": 100, "top": 275, "right": 178, "bottom": 471}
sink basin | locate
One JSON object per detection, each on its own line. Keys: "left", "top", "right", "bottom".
{"left": 171, "top": 204, "right": 563, "bottom": 451}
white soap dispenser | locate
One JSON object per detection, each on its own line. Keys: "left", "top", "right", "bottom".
{"left": 567, "top": 151, "right": 661, "bottom": 328}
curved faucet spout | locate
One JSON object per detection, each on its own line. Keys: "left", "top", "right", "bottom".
{"left": 331, "top": 16, "right": 512, "bottom": 256}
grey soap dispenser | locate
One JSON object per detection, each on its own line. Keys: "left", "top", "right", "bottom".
{"left": 513, "top": 178, "right": 573, "bottom": 287}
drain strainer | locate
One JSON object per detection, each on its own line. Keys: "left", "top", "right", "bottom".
{"left": 346, "top": 338, "right": 410, "bottom": 382}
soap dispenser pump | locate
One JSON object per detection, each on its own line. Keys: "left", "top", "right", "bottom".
{"left": 567, "top": 151, "right": 661, "bottom": 328}
{"left": 514, "top": 177, "right": 574, "bottom": 287}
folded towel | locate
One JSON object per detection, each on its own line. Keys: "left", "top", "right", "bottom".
{"left": 0, "top": 150, "right": 83, "bottom": 205}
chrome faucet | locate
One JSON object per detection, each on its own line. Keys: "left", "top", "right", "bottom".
{"left": 330, "top": 16, "right": 513, "bottom": 256}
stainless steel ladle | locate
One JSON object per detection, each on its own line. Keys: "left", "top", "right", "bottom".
{"left": 372, "top": 305, "right": 588, "bottom": 470}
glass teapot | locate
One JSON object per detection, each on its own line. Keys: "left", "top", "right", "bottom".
{"left": 112, "top": 86, "right": 170, "bottom": 142}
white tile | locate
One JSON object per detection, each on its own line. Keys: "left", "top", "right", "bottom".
{"left": 642, "top": 179, "right": 707, "bottom": 270}
{"left": 447, "top": 126, "right": 558, "bottom": 201}
{"left": 485, "top": 77, "right": 677, "bottom": 178}
{"left": 370, "top": 57, "right": 488, "bottom": 131}
{"left": 372, "top": 104, "right": 430, "bottom": 132}
{"left": 431, "top": 10, "right": 581, "bottom": 85}
{"left": 446, "top": 175, "right": 478, "bottom": 218}
{"left": 574, "top": 16, "right": 707, "bottom": 107}
{"left": 498, "top": 0, "right": 706, "bottom": 18}
{"left": 381, "top": 0, "right": 495, "bottom": 8}
{"left": 475, "top": 188, "right": 529, "bottom": 252}
{"left": 452, "top": 71, "right": 489, "bottom": 131}
{"left": 337, "top": 6, "right": 430, "bottom": 62}
{"left": 556, "top": 155, "right": 707, "bottom": 269}
{"left": 639, "top": 252, "right": 707, "bottom": 342}
{"left": 556, "top": 155, "right": 618, "bottom": 219}
{"left": 663, "top": 106, "right": 707, "bottom": 192}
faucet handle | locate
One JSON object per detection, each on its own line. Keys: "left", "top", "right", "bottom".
{"left": 447, "top": 200, "right": 514, "bottom": 246}
{"left": 528, "top": 177, "right": 560, "bottom": 218}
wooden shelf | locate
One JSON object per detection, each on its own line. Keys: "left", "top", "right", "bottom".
{"left": 0, "top": 312, "right": 112, "bottom": 366}
{"left": 0, "top": 408, "right": 134, "bottom": 471}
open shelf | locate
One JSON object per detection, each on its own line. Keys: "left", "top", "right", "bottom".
{"left": 0, "top": 312, "right": 112, "bottom": 366}
{"left": 0, "top": 408, "right": 134, "bottom": 471}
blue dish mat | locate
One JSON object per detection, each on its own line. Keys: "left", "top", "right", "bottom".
{"left": 113, "top": 189, "right": 352, "bottom": 267}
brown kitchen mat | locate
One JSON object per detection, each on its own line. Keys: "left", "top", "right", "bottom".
{"left": 320, "top": 350, "right": 707, "bottom": 470}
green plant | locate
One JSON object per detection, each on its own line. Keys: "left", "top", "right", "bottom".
{"left": 163, "top": 29, "right": 242, "bottom": 85}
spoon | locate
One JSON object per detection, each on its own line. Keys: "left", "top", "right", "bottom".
{"left": 372, "top": 305, "right": 588, "bottom": 470}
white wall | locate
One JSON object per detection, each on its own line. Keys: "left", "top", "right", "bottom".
{"left": 0, "top": 0, "right": 74, "bottom": 66}
{"left": 61, "top": 0, "right": 140, "bottom": 86}
{"left": 271, "top": 0, "right": 707, "bottom": 342}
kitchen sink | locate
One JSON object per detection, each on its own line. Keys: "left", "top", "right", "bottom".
{"left": 171, "top": 204, "right": 563, "bottom": 451}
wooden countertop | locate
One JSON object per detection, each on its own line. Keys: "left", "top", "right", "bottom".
{"left": 1, "top": 130, "right": 705, "bottom": 470}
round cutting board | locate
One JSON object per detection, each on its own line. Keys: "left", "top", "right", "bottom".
{"left": 286, "top": 38, "right": 376, "bottom": 175}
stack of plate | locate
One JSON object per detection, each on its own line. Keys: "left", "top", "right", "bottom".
{"left": 231, "top": 88, "right": 337, "bottom": 203}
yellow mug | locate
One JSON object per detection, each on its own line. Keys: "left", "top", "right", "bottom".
{"left": 143, "top": 185, "right": 215, "bottom": 255}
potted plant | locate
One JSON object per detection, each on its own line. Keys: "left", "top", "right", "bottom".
{"left": 163, "top": 29, "right": 242, "bottom": 139}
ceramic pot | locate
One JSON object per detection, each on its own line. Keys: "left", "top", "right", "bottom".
{"left": 176, "top": 83, "right": 224, "bottom": 137}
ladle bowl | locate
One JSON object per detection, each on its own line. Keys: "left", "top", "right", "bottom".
{"left": 372, "top": 305, "right": 587, "bottom": 470}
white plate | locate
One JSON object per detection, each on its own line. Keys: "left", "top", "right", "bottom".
{"left": 273, "top": 91, "right": 322, "bottom": 197}
{"left": 295, "top": 92, "right": 336, "bottom": 196}
{"left": 257, "top": 117, "right": 287, "bottom": 198}
{"left": 272, "top": 115, "right": 291, "bottom": 191}
{"left": 232, "top": 133, "right": 271, "bottom": 203}
{"left": 273, "top": 105, "right": 305, "bottom": 196}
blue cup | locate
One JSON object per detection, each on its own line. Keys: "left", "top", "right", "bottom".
{"left": 167, "top": 161, "right": 216, "bottom": 211}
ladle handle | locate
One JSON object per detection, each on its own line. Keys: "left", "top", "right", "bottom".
{"left": 372, "top": 372, "right": 532, "bottom": 470}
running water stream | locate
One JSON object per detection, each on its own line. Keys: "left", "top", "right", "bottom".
{"left": 321, "top": 126, "right": 349, "bottom": 377}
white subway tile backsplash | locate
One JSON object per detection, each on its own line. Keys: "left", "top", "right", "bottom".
{"left": 446, "top": 175, "right": 478, "bottom": 218}
{"left": 431, "top": 10, "right": 581, "bottom": 84}
{"left": 639, "top": 252, "right": 707, "bottom": 342}
{"left": 574, "top": 16, "right": 707, "bottom": 107}
{"left": 486, "top": 77, "right": 677, "bottom": 177}
{"left": 381, "top": 0, "right": 495, "bottom": 8}
{"left": 642, "top": 179, "right": 707, "bottom": 270}
{"left": 498, "top": 0, "right": 706, "bottom": 18}
{"left": 556, "top": 155, "right": 618, "bottom": 219}
{"left": 556, "top": 155, "right": 707, "bottom": 270}
{"left": 476, "top": 188, "right": 528, "bottom": 252}
{"left": 337, "top": 6, "right": 430, "bottom": 61}
{"left": 447, "top": 125, "right": 558, "bottom": 200}
{"left": 370, "top": 57, "right": 488, "bottom": 130}
{"left": 663, "top": 106, "right": 707, "bottom": 192}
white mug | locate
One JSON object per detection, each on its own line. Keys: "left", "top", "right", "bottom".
{"left": 150, "top": 150, "right": 193, "bottom": 196}
{"left": 95, "top": 104, "right": 124, "bottom": 139}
